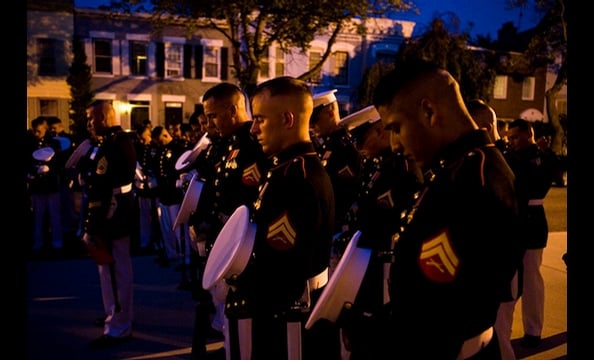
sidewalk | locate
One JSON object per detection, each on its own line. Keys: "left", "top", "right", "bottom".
{"left": 511, "top": 231, "right": 567, "bottom": 360}
{"left": 25, "top": 232, "right": 567, "bottom": 359}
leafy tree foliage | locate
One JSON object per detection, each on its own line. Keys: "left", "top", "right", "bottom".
{"left": 393, "top": 18, "right": 496, "bottom": 102}
{"left": 103, "top": 0, "right": 417, "bottom": 94}
{"left": 356, "top": 61, "right": 396, "bottom": 109}
{"left": 496, "top": 0, "right": 566, "bottom": 155}
{"left": 67, "top": 34, "right": 94, "bottom": 142}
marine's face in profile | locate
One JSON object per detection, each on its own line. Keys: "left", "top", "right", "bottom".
{"left": 204, "top": 98, "right": 234, "bottom": 138}
{"left": 378, "top": 100, "right": 434, "bottom": 169}
{"left": 250, "top": 89, "right": 286, "bottom": 155}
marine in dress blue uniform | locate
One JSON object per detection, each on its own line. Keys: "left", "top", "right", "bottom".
{"left": 78, "top": 100, "right": 136, "bottom": 348}
{"left": 152, "top": 126, "right": 191, "bottom": 265}
{"left": 334, "top": 106, "right": 424, "bottom": 359}
{"left": 222, "top": 77, "right": 341, "bottom": 360}
{"left": 372, "top": 60, "right": 524, "bottom": 359}
{"left": 499, "top": 118, "right": 558, "bottom": 349}
{"left": 310, "top": 90, "right": 363, "bottom": 236}
{"left": 188, "top": 83, "right": 267, "bottom": 358}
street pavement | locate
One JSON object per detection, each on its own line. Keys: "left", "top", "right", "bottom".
{"left": 25, "top": 186, "right": 568, "bottom": 359}
{"left": 24, "top": 230, "right": 567, "bottom": 360}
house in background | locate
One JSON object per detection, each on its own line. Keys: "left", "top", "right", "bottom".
{"left": 490, "top": 21, "right": 567, "bottom": 124}
{"left": 27, "top": 0, "right": 75, "bottom": 126}
{"left": 27, "top": 0, "right": 564, "bottom": 135}
{"left": 27, "top": 0, "right": 414, "bottom": 131}
{"left": 489, "top": 50, "right": 548, "bottom": 123}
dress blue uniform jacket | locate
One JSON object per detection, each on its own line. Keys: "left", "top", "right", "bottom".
{"left": 387, "top": 130, "right": 523, "bottom": 359}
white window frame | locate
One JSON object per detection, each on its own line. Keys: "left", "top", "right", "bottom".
{"left": 308, "top": 47, "right": 324, "bottom": 84}
{"left": 329, "top": 42, "right": 354, "bottom": 87}
{"left": 331, "top": 51, "right": 349, "bottom": 85}
{"left": 163, "top": 36, "right": 185, "bottom": 80}
{"left": 521, "top": 76, "right": 535, "bottom": 101}
{"left": 89, "top": 31, "right": 118, "bottom": 77}
{"left": 274, "top": 47, "right": 285, "bottom": 77}
{"left": 201, "top": 39, "right": 223, "bottom": 82}
{"left": 259, "top": 46, "right": 271, "bottom": 80}
{"left": 124, "top": 34, "right": 150, "bottom": 78}
{"left": 493, "top": 75, "right": 508, "bottom": 99}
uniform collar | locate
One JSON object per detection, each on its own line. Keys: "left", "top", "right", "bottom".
{"left": 431, "top": 129, "right": 492, "bottom": 170}
{"left": 271, "top": 142, "right": 317, "bottom": 167}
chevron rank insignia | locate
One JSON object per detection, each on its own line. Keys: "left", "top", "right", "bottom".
{"left": 418, "top": 229, "right": 459, "bottom": 283}
{"left": 376, "top": 190, "right": 394, "bottom": 208}
{"left": 242, "top": 163, "right": 261, "bottom": 186}
{"left": 266, "top": 212, "right": 296, "bottom": 251}
{"left": 337, "top": 165, "right": 354, "bottom": 178}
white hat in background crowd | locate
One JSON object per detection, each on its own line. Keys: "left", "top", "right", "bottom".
{"left": 338, "top": 105, "right": 380, "bottom": 132}
{"left": 312, "top": 89, "right": 338, "bottom": 108}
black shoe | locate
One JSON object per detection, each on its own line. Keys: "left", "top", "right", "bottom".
{"left": 94, "top": 316, "right": 107, "bottom": 327}
{"left": 520, "top": 334, "right": 541, "bottom": 348}
{"left": 87, "top": 334, "right": 132, "bottom": 349}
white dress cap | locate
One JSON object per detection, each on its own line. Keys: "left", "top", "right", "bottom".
{"left": 312, "top": 89, "right": 338, "bottom": 108}
{"left": 32, "top": 147, "right": 55, "bottom": 162}
{"left": 338, "top": 105, "right": 381, "bottom": 131}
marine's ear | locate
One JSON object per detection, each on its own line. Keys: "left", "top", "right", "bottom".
{"left": 420, "top": 98, "right": 436, "bottom": 127}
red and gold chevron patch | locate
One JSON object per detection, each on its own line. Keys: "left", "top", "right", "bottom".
{"left": 337, "top": 165, "right": 355, "bottom": 178}
{"left": 418, "top": 229, "right": 459, "bottom": 283}
{"left": 376, "top": 190, "right": 394, "bottom": 208}
{"left": 266, "top": 212, "right": 296, "bottom": 251}
{"left": 242, "top": 163, "right": 261, "bottom": 186}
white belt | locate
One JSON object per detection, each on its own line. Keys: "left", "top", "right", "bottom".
{"left": 528, "top": 198, "right": 544, "bottom": 206}
{"left": 308, "top": 267, "right": 328, "bottom": 291}
{"left": 113, "top": 183, "right": 133, "bottom": 195}
{"left": 457, "top": 326, "right": 493, "bottom": 360}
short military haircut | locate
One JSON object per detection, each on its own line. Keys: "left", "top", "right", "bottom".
{"left": 31, "top": 116, "right": 47, "bottom": 128}
{"left": 252, "top": 76, "right": 312, "bottom": 99}
{"left": 150, "top": 125, "right": 165, "bottom": 139}
{"left": 508, "top": 118, "right": 533, "bottom": 132}
{"left": 202, "top": 82, "right": 243, "bottom": 103}
{"left": 373, "top": 58, "right": 442, "bottom": 108}
{"left": 45, "top": 116, "right": 63, "bottom": 126}
{"left": 466, "top": 99, "right": 490, "bottom": 114}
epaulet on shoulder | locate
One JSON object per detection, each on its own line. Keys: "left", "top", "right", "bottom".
{"left": 464, "top": 148, "right": 487, "bottom": 187}
{"left": 283, "top": 156, "right": 307, "bottom": 178}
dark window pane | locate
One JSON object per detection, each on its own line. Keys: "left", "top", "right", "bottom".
{"left": 94, "top": 38, "right": 112, "bottom": 73}
{"left": 130, "top": 41, "right": 147, "bottom": 75}
{"left": 38, "top": 38, "right": 56, "bottom": 76}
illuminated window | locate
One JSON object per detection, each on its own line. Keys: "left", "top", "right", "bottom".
{"left": 493, "top": 75, "right": 508, "bottom": 99}
{"left": 275, "top": 47, "right": 285, "bottom": 77}
{"left": 130, "top": 41, "right": 148, "bottom": 76}
{"left": 522, "top": 76, "right": 535, "bottom": 100}
{"left": 260, "top": 47, "right": 270, "bottom": 78}
{"left": 203, "top": 45, "right": 219, "bottom": 79}
{"left": 332, "top": 51, "right": 349, "bottom": 85}
{"left": 166, "top": 43, "right": 183, "bottom": 79}
{"left": 308, "top": 49, "right": 323, "bottom": 84}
